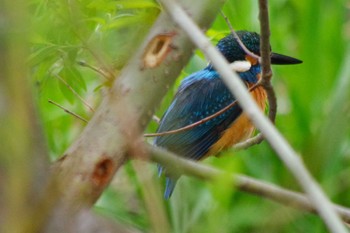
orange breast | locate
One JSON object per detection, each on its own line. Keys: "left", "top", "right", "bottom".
{"left": 206, "top": 85, "right": 266, "bottom": 156}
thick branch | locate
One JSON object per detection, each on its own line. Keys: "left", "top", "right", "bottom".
{"left": 157, "top": 0, "right": 347, "bottom": 232}
{"left": 53, "top": 0, "right": 226, "bottom": 207}
{"left": 0, "top": 1, "right": 51, "bottom": 232}
{"left": 43, "top": 208, "right": 141, "bottom": 233}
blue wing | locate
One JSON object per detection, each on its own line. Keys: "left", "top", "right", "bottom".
{"left": 154, "top": 68, "right": 243, "bottom": 160}
{"left": 155, "top": 66, "right": 261, "bottom": 198}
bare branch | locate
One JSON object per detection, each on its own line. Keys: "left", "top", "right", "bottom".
{"left": 48, "top": 100, "right": 88, "bottom": 123}
{"left": 148, "top": 145, "right": 350, "bottom": 224}
{"left": 144, "top": 83, "right": 260, "bottom": 137}
{"left": 53, "top": 0, "right": 226, "bottom": 207}
{"left": 54, "top": 74, "right": 95, "bottom": 113}
{"left": 77, "top": 60, "right": 112, "bottom": 81}
{"left": 157, "top": 0, "right": 347, "bottom": 232}
{"left": 232, "top": 133, "right": 263, "bottom": 150}
{"left": 233, "top": 83, "right": 277, "bottom": 151}
{"left": 220, "top": 11, "right": 261, "bottom": 61}
{"left": 258, "top": 0, "right": 272, "bottom": 83}
{"left": 0, "top": 1, "right": 51, "bottom": 232}
{"left": 258, "top": 0, "right": 277, "bottom": 124}
{"left": 43, "top": 207, "right": 142, "bottom": 233}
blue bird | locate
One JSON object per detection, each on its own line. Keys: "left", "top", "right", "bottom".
{"left": 155, "top": 31, "right": 302, "bottom": 199}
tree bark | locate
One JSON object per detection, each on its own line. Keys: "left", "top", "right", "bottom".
{"left": 54, "top": 0, "right": 226, "bottom": 207}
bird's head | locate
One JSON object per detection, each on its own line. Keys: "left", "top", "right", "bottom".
{"left": 216, "top": 30, "right": 302, "bottom": 68}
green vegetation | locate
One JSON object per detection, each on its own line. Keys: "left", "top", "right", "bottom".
{"left": 28, "top": 0, "right": 350, "bottom": 232}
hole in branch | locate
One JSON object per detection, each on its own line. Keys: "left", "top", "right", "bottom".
{"left": 143, "top": 33, "right": 175, "bottom": 68}
{"left": 153, "top": 39, "right": 166, "bottom": 54}
{"left": 91, "top": 157, "right": 114, "bottom": 187}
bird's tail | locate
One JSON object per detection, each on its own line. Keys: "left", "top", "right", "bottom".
{"left": 158, "top": 165, "right": 178, "bottom": 199}
{"left": 164, "top": 177, "right": 177, "bottom": 199}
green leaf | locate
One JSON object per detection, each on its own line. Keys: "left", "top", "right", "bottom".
{"left": 28, "top": 45, "right": 57, "bottom": 66}
{"left": 69, "top": 66, "right": 87, "bottom": 92}
{"left": 115, "top": 0, "right": 160, "bottom": 10}
{"left": 58, "top": 68, "right": 75, "bottom": 104}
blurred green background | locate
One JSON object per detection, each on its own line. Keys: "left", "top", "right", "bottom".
{"left": 30, "top": 0, "right": 350, "bottom": 232}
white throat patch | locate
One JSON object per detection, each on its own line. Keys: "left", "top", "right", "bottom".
{"left": 229, "top": 60, "right": 251, "bottom": 73}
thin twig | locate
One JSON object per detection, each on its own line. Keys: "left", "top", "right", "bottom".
{"left": 158, "top": 0, "right": 347, "bottom": 232}
{"left": 77, "top": 60, "right": 112, "bottom": 81}
{"left": 257, "top": 0, "right": 276, "bottom": 122}
{"left": 233, "top": 133, "right": 263, "bottom": 150}
{"left": 219, "top": 11, "right": 276, "bottom": 150}
{"left": 233, "top": 82, "right": 277, "bottom": 151}
{"left": 148, "top": 145, "right": 350, "bottom": 224}
{"left": 264, "top": 82, "right": 277, "bottom": 122}
{"left": 54, "top": 74, "right": 95, "bottom": 113}
{"left": 258, "top": 0, "right": 273, "bottom": 83}
{"left": 220, "top": 10, "right": 276, "bottom": 123}
{"left": 48, "top": 100, "right": 88, "bottom": 123}
{"left": 144, "top": 83, "right": 260, "bottom": 137}
{"left": 220, "top": 11, "right": 261, "bottom": 62}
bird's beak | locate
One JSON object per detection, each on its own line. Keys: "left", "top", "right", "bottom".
{"left": 271, "top": 52, "right": 302, "bottom": 65}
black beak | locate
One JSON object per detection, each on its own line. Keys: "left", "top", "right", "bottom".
{"left": 271, "top": 52, "right": 302, "bottom": 65}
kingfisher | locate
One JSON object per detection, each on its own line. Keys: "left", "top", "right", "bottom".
{"left": 155, "top": 30, "right": 302, "bottom": 199}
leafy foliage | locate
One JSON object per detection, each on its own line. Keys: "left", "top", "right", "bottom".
{"left": 31, "top": 0, "right": 350, "bottom": 232}
{"left": 30, "top": 0, "right": 160, "bottom": 156}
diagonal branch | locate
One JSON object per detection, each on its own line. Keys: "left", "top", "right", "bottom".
{"left": 144, "top": 83, "right": 260, "bottom": 137}
{"left": 53, "top": 0, "right": 226, "bottom": 208}
{"left": 218, "top": 13, "right": 269, "bottom": 150}
{"left": 148, "top": 145, "right": 350, "bottom": 224}
{"left": 220, "top": 11, "right": 261, "bottom": 61}
{"left": 157, "top": 0, "right": 347, "bottom": 232}
{"left": 54, "top": 74, "right": 95, "bottom": 113}
{"left": 48, "top": 100, "right": 88, "bottom": 123}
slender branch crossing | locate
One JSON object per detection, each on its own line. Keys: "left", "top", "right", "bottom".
{"left": 157, "top": 0, "right": 348, "bottom": 232}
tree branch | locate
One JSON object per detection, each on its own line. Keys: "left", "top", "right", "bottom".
{"left": 144, "top": 83, "right": 259, "bottom": 137}
{"left": 43, "top": 207, "right": 142, "bottom": 233}
{"left": 157, "top": 0, "right": 347, "bottom": 232}
{"left": 53, "top": 0, "right": 226, "bottom": 207}
{"left": 0, "top": 0, "right": 52, "bottom": 232}
{"left": 258, "top": 0, "right": 272, "bottom": 83}
{"left": 148, "top": 145, "right": 350, "bottom": 224}
{"left": 257, "top": 0, "right": 277, "bottom": 147}
{"left": 48, "top": 100, "right": 88, "bottom": 123}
